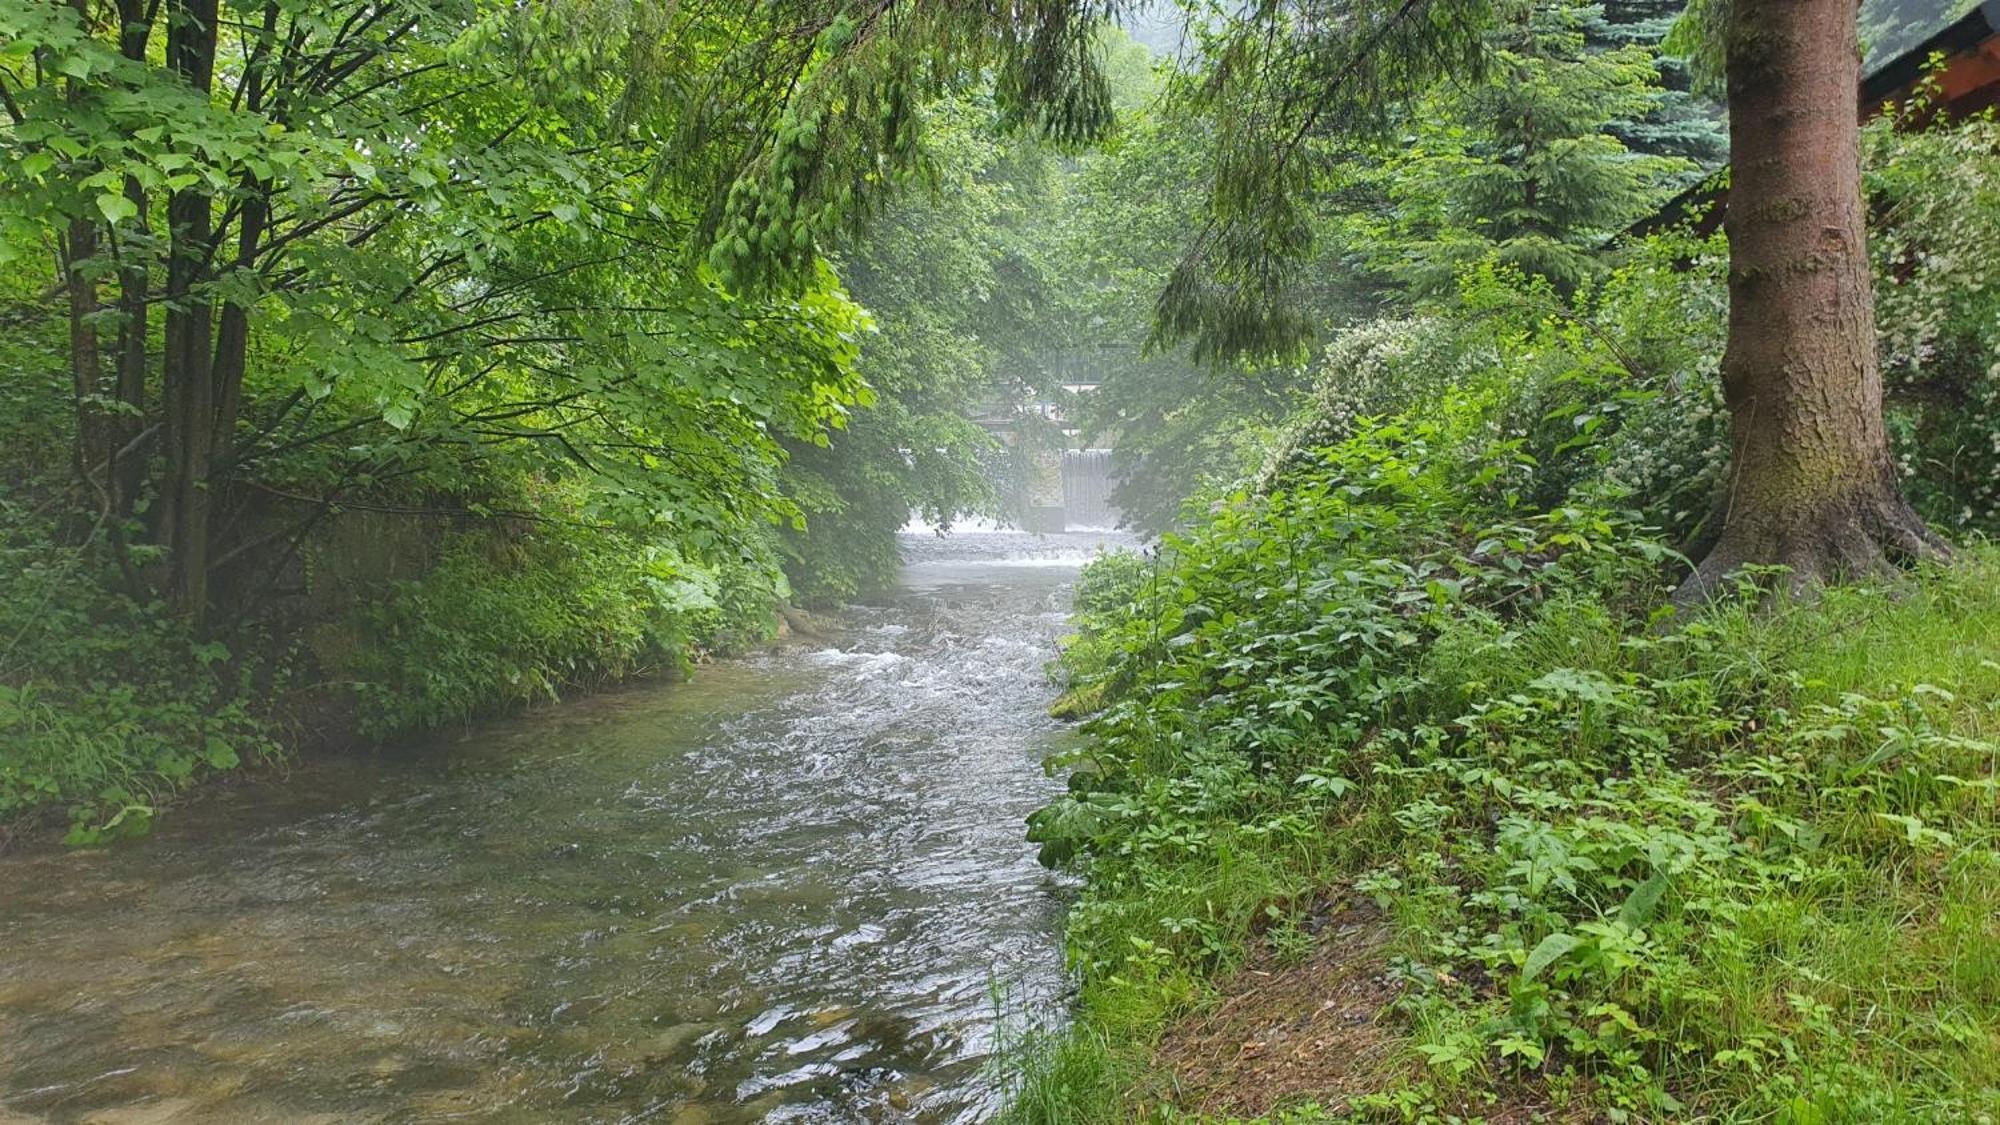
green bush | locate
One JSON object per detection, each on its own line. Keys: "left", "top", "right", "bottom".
{"left": 349, "top": 525, "right": 784, "bottom": 738}
{"left": 1268, "top": 240, "right": 1731, "bottom": 553}
{"left": 1869, "top": 103, "right": 2000, "bottom": 532}
{"left": 0, "top": 488, "right": 790, "bottom": 833}
{"left": 1021, "top": 362, "right": 2000, "bottom": 1120}
{"left": 1259, "top": 104, "right": 2000, "bottom": 564}
{"left": 0, "top": 516, "right": 277, "bottom": 843}
{"left": 1047, "top": 547, "right": 1155, "bottom": 719}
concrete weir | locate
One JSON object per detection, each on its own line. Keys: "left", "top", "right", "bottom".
{"left": 1018, "top": 446, "right": 1120, "bottom": 532}
{"left": 1061, "top": 448, "right": 1118, "bottom": 531}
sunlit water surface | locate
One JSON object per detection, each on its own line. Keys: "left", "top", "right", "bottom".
{"left": 0, "top": 529, "right": 1130, "bottom": 1124}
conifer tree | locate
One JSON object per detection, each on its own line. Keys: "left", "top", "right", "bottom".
{"left": 1675, "top": 0, "right": 1944, "bottom": 596}
{"left": 1587, "top": 0, "right": 1729, "bottom": 183}
{"left": 1158, "top": 0, "right": 1943, "bottom": 594}
{"left": 1395, "top": 0, "right": 1688, "bottom": 293}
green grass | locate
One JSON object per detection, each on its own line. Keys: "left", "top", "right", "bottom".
{"left": 1012, "top": 538, "right": 2000, "bottom": 1124}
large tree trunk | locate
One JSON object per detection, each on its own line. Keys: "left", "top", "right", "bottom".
{"left": 1680, "top": 0, "right": 1945, "bottom": 601}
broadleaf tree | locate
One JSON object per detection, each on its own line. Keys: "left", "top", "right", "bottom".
{"left": 0, "top": 0, "right": 1118, "bottom": 623}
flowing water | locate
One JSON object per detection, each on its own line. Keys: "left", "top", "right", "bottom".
{"left": 0, "top": 529, "right": 1126, "bottom": 1125}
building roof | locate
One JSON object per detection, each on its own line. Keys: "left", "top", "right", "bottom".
{"left": 1628, "top": 1, "right": 2000, "bottom": 241}
{"left": 1863, "top": 0, "right": 2000, "bottom": 113}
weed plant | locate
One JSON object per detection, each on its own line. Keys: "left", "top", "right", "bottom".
{"left": 1019, "top": 411, "right": 2000, "bottom": 1122}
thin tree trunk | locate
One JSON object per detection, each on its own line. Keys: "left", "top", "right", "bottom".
{"left": 60, "top": 2, "right": 110, "bottom": 500}
{"left": 112, "top": 176, "right": 149, "bottom": 517}
{"left": 1680, "top": 0, "right": 1944, "bottom": 601}
{"left": 211, "top": 192, "right": 266, "bottom": 471}
{"left": 158, "top": 0, "right": 221, "bottom": 620}
{"left": 110, "top": 0, "right": 154, "bottom": 519}
{"left": 62, "top": 216, "right": 108, "bottom": 493}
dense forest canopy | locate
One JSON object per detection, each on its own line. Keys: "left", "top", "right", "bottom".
{"left": 0, "top": 0, "right": 1116, "bottom": 622}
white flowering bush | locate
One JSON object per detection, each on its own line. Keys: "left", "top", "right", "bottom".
{"left": 1578, "top": 235, "right": 1732, "bottom": 541}
{"left": 1263, "top": 241, "right": 1732, "bottom": 547}
{"left": 1868, "top": 101, "right": 2000, "bottom": 531}
{"left": 1256, "top": 314, "right": 1492, "bottom": 489}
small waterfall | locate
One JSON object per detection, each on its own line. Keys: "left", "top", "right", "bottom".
{"left": 1061, "top": 448, "right": 1120, "bottom": 530}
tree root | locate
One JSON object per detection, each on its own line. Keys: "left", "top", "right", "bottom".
{"left": 1673, "top": 486, "right": 1949, "bottom": 609}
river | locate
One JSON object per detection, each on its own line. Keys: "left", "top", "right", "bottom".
{"left": 0, "top": 528, "right": 1125, "bottom": 1124}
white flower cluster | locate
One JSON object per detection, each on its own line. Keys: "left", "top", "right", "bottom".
{"left": 1868, "top": 112, "right": 2000, "bottom": 531}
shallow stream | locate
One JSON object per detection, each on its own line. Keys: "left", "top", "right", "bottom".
{"left": 0, "top": 529, "right": 1123, "bottom": 1124}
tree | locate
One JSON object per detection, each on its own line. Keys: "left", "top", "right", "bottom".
{"left": 783, "top": 95, "right": 1063, "bottom": 600}
{"left": 1066, "top": 93, "right": 1378, "bottom": 531}
{"left": 1153, "top": 0, "right": 1492, "bottom": 360}
{"left": 1, "top": 0, "right": 1117, "bottom": 624}
{"left": 1677, "top": 0, "right": 1944, "bottom": 596}
{"left": 1386, "top": 0, "right": 1688, "bottom": 295}
{"left": 1587, "top": 0, "right": 1729, "bottom": 185}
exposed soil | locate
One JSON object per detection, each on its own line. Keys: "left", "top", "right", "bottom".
{"left": 1147, "top": 903, "right": 1405, "bottom": 1118}
{"left": 1144, "top": 900, "right": 1600, "bottom": 1123}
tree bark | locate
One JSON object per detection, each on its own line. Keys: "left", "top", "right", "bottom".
{"left": 111, "top": 176, "right": 149, "bottom": 518}
{"left": 157, "top": 0, "right": 221, "bottom": 620}
{"left": 60, "top": 3, "right": 109, "bottom": 500}
{"left": 1680, "top": 0, "right": 1945, "bottom": 602}
{"left": 62, "top": 214, "right": 108, "bottom": 492}
{"left": 110, "top": 0, "right": 154, "bottom": 519}
{"left": 211, "top": 191, "right": 266, "bottom": 471}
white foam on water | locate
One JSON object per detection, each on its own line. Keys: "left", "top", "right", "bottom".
{"left": 802, "top": 649, "right": 910, "bottom": 676}
{"left": 899, "top": 514, "right": 1021, "bottom": 535}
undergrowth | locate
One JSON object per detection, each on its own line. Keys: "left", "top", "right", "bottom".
{"left": 350, "top": 525, "right": 785, "bottom": 739}
{"left": 0, "top": 501, "right": 787, "bottom": 838}
{"left": 1013, "top": 410, "right": 2000, "bottom": 1123}
{"left": 0, "top": 507, "right": 279, "bottom": 844}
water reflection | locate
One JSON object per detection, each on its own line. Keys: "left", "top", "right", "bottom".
{"left": 0, "top": 529, "right": 1130, "bottom": 1124}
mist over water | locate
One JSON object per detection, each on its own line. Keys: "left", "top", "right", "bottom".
{"left": 0, "top": 528, "right": 1133, "bottom": 1124}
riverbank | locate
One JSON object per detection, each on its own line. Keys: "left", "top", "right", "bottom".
{"left": 1010, "top": 502, "right": 2000, "bottom": 1120}
{"left": 0, "top": 498, "right": 806, "bottom": 849}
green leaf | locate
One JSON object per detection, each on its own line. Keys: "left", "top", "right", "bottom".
{"left": 202, "top": 737, "right": 240, "bottom": 770}
{"left": 1616, "top": 869, "right": 1670, "bottom": 930}
{"left": 95, "top": 192, "right": 138, "bottom": 225}
{"left": 1522, "top": 932, "right": 1581, "bottom": 982}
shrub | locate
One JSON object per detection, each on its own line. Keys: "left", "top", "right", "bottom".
{"left": 1022, "top": 347, "right": 2000, "bottom": 1120}
{"left": 0, "top": 512, "right": 277, "bottom": 843}
{"left": 1869, "top": 102, "right": 2000, "bottom": 532}
{"left": 348, "top": 524, "right": 784, "bottom": 738}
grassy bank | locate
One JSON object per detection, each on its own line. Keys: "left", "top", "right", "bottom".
{"left": 0, "top": 497, "right": 790, "bottom": 846}
{"left": 1008, "top": 421, "right": 2000, "bottom": 1120}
